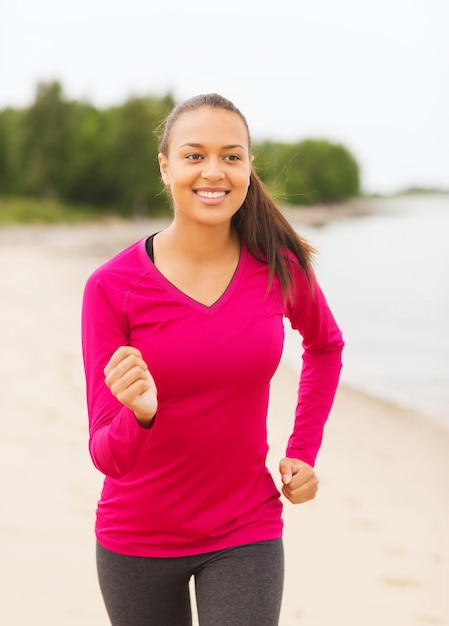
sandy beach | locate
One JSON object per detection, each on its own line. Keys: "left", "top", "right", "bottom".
{"left": 1, "top": 219, "right": 448, "bottom": 626}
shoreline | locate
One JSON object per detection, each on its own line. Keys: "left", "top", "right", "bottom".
{"left": 281, "top": 198, "right": 377, "bottom": 227}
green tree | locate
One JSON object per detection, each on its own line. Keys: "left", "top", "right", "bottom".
{"left": 285, "top": 139, "right": 360, "bottom": 204}
{"left": 254, "top": 138, "right": 360, "bottom": 205}
{"left": 63, "top": 102, "right": 118, "bottom": 208}
{"left": 20, "top": 81, "right": 75, "bottom": 198}
{"left": 107, "top": 95, "right": 174, "bottom": 216}
{"left": 0, "top": 108, "right": 23, "bottom": 194}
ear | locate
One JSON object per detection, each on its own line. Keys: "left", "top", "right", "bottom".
{"left": 158, "top": 153, "right": 170, "bottom": 186}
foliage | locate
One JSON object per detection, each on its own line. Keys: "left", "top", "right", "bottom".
{"left": 0, "top": 196, "right": 114, "bottom": 225}
{"left": 254, "top": 139, "right": 360, "bottom": 205}
{"left": 0, "top": 107, "right": 23, "bottom": 195}
{"left": 20, "top": 82, "right": 74, "bottom": 198}
{"left": 0, "top": 81, "right": 360, "bottom": 219}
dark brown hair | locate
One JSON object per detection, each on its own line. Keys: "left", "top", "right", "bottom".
{"left": 157, "top": 93, "right": 315, "bottom": 298}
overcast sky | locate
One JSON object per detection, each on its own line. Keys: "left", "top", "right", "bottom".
{"left": 1, "top": 0, "right": 448, "bottom": 193}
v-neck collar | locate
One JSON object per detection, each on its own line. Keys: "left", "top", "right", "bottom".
{"left": 138, "top": 237, "right": 247, "bottom": 315}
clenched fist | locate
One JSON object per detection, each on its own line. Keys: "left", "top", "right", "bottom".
{"left": 104, "top": 346, "right": 158, "bottom": 427}
{"left": 279, "top": 458, "right": 319, "bottom": 504}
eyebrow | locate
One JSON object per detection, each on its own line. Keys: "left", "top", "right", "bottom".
{"left": 178, "top": 142, "right": 246, "bottom": 150}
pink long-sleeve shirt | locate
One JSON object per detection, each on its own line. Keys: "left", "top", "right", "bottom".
{"left": 81, "top": 237, "right": 343, "bottom": 557}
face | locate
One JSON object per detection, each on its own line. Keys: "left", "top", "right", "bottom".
{"left": 158, "top": 107, "right": 253, "bottom": 227}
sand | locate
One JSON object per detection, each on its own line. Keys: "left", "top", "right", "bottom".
{"left": 0, "top": 220, "right": 448, "bottom": 626}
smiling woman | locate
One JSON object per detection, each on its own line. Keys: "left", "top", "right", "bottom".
{"left": 81, "top": 92, "right": 344, "bottom": 626}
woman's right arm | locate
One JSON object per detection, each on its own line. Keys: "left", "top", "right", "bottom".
{"left": 81, "top": 271, "right": 156, "bottom": 478}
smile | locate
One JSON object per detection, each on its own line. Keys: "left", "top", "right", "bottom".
{"left": 195, "top": 190, "right": 228, "bottom": 199}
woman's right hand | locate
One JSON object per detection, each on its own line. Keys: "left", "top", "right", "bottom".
{"left": 104, "top": 346, "right": 158, "bottom": 427}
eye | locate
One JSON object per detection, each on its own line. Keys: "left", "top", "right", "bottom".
{"left": 223, "top": 154, "right": 241, "bottom": 161}
{"left": 185, "top": 153, "right": 203, "bottom": 161}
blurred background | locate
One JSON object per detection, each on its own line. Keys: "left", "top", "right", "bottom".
{"left": 0, "top": 1, "right": 448, "bottom": 624}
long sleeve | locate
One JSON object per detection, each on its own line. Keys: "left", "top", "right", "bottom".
{"left": 285, "top": 267, "right": 344, "bottom": 466}
{"left": 81, "top": 263, "right": 153, "bottom": 478}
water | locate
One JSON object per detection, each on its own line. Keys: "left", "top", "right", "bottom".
{"left": 283, "top": 194, "right": 449, "bottom": 429}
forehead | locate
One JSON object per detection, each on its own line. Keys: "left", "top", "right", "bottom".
{"left": 169, "top": 107, "right": 250, "bottom": 150}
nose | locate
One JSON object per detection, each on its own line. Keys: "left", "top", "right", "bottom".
{"left": 201, "top": 158, "right": 224, "bottom": 181}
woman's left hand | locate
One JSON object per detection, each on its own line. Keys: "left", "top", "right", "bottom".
{"left": 279, "top": 458, "right": 319, "bottom": 504}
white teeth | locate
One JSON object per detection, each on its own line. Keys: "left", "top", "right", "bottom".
{"left": 196, "top": 190, "right": 226, "bottom": 198}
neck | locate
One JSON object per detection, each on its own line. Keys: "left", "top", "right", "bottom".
{"left": 159, "top": 218, "right": 239, "bottom": 262}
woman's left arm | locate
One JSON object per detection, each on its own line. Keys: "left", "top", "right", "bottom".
{"left": 281, "top": 267, "right": 344, "bottom": 498}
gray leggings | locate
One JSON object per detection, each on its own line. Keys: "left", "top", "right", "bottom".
{"left": 97, "top": 538, "right": 284, "bottom": 626}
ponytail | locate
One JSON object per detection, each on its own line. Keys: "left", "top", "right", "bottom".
{"left": 232, "top": 170, "right": 315, "bottom": 298}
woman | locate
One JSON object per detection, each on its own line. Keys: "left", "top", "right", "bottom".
{"left": 82, "top": 93, "right": 344, "bottom": 626}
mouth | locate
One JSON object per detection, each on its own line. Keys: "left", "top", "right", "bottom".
{"left": 195, "top": 189, "right": 229, "bottom": 199}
